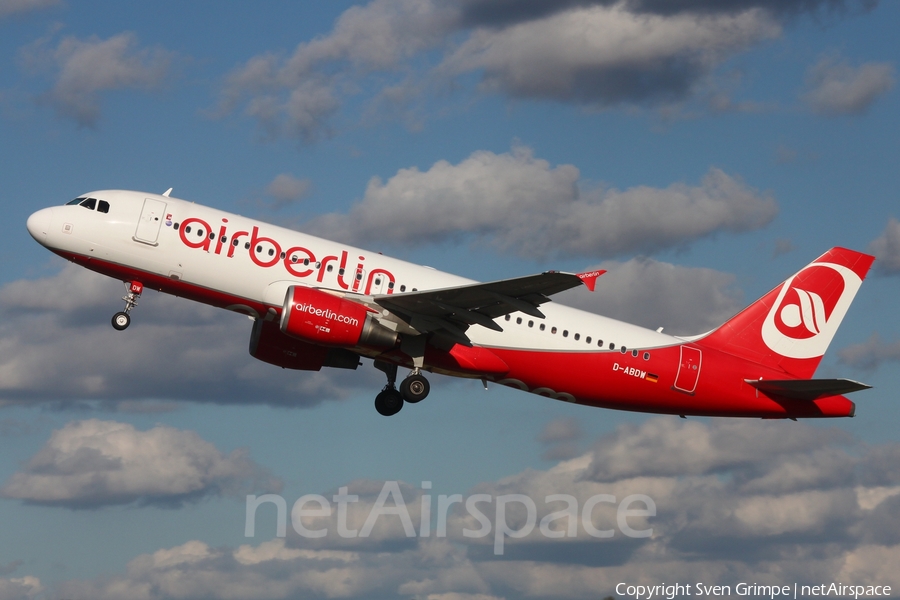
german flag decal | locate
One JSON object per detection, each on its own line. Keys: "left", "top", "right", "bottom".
{"left": 645, "top": 373, "right": 659, "bottom": 383}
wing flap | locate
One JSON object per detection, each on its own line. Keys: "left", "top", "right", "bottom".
{"left": 745, "top": 378, "right": 871, "bottom": 400}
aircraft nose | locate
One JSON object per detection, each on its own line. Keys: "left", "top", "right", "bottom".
{"left": 26, "top": 207, "right": 53, "bottom": 242}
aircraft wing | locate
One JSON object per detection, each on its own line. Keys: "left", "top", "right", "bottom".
{"left": 374, "top": 270, "right": 602, "bottom": 345}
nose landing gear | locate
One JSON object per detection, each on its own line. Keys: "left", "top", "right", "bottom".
{"left": 112, "top": 281, "right": 143, "bottom": 331}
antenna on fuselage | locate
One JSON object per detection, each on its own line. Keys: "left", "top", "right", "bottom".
{"left": 162, "top": 188, "right": 173, "bottom": 197}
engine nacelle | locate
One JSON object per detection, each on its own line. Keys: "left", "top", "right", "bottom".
{"left": 249, "top": 318, "right": 359, "bottom": 371}
{"left": 280, "top": 286, "right": 397, "bottom": 349}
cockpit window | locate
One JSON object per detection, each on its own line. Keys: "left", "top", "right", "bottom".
{"left": 80, "top": 198, "right": 97, "bottom": 210}
{"left": 97, "top": 200, "right": 110, "bottom": 213}
{"left": 66, "top": 198, "right": 85, "bottom": 205}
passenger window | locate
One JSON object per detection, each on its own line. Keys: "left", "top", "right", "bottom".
{"left": 551, "top": 327, "right": 557, "bottom": 334}
{"left": 80, "top": 198, "right": 96, "bottom": 210}
{"left": 185, "top": 226, "right": 192, "bottom": 234}
{"left": 516, "top": 317, "right": 522, "bottom": 325}
{"left": 97, "top": 200, "right": 110, "bottom": 213}
{"left": 598, "top": 339, "right": 603, "bottom": 347}
{"left": 632, "top": 349, "right": 639, "bottom": 357}
{"left": 609, "top": 343, "right": 615, "bottom": 350}
{"left": 528, "top": 320, "right": 534, "bottom": 328}
{"left": 540, "top": 323, "right": 545, "bottom": 331}
{"left": 586, "top": 336, "right": 591, "bottom": 344}
{"left": 400, "top": 285, "right": 406, "bottom": 292}
{"left": 643, "top": 352, "right": 650, "bottom": 361}
{"left": 563, "top": 330, "right": 568, "bottom": 337}
{"left": 505, "top": 315, "right": 511, "bottom": 321}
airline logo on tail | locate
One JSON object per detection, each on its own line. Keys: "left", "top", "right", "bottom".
{"left": 761, "top": 262, "right": 862, "bottom": 359}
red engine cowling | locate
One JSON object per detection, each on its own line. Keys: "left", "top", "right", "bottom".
{"left": 249, "top": 318, "right": 360, "bottom": 371}
{"left": 280, "top": 286, "right": 397, "bottom": 349}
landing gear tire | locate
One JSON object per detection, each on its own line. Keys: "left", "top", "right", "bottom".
{"left": 400, "top": 374, "right": 430, "bottom": 403}
{"left": 374, "top": 387, "right": 404, "bottom": 416}
{"left": 111, "top": 311, "right": 131, "bottom": 331}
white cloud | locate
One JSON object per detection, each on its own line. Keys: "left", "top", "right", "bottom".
{"left": 582, "top": 418, "right": 851, "bottom": 482}
{"left": 0, "top": 576, "right": 42, "bottom": 600}
{"left": 443, "top": 4, "right": 781, "bottom": 106}
{"left": 868, "top": 217, "right": 900, "bottom": 275}
{"left": 217, "top": 0, "right": 884, "bottom": 140}
{"left": 218, "top": 0, "right": 455, "bottom": 141}
{"left": 0, "top": 264, "right": 377, "bottom": 407}
{"left": 838, "top": 333, "right": 900, "bottom": 371}
{"left": 556, "top": 256, "right": 743, "bottom": 334}
{"left": 46, "top": 417, "right": 900, "bottom": 598}
{"left": 266, "top": 174, "right": 312, "bottom": 205}
{"left": 20, "top": 31, "right": 175, "bottom": 127}
{"left": 538, "top": 417, "right": 583, "bottom": 444}
{"left": 538, "top": 417, "right": 585, "bottom": 461}
{"left": 803, "top": 55, "right": 895, "bottom": 116}
{"left": 56, "top": 538, "right": 492, "bottom": 600}
{"left": 309, "top": 146, "right": 777, "bottom": 259}
{"left": 0, "top": 419, "right": 281, "bottom": 508}
{"left": 0, "top": 0, "right": 57, "bottom": 18}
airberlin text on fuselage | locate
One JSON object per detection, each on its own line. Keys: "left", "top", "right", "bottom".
{"left": 177, "top": 217, "right": 395, "bottom": 295}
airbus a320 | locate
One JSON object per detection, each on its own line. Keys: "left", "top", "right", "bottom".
{"left": 26, "top": 190, "right": 873, "bottom": 418}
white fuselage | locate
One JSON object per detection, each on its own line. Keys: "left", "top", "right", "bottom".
{"left": 28, "top": 190, "right": 677, "bottom": 354}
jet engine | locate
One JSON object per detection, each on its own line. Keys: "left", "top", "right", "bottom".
{"left": 249, "top": 318, "right": 360, "bottom": 371}
{"left": 280, "top": 286, "right": 397, "bottom": 349}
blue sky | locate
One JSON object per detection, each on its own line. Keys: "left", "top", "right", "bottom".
{"left": 0, "top": 1, "right": 899, "bottom": 599}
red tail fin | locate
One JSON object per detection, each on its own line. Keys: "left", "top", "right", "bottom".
{"left": 700, "top": 247, "right": 874, "bottom": 378}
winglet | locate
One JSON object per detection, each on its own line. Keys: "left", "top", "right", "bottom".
{"left": 576, "top": 270, "right": 605, "bottom": 292}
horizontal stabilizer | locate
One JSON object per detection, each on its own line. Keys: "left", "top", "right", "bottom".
{"left": 745, "top": 378, "right": 871, "bottom": 400}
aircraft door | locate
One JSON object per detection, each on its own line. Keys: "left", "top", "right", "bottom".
{"left": 673, "top": 346, "right": 702, "bottom": 394}
{"left": 367, "top": 270, "right": 391, "bottom": 295}
{"left": 134, "top": 198, "right": 167, "bottom": 245}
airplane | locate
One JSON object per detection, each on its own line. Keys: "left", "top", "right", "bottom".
{"left": 26, "top": 189, "right": 874, "bottom": 418}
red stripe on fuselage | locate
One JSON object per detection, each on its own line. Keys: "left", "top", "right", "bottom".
{"left": 58, "top": 250, "right": 269, "bottom": 318}
{"left": 56, "top": 250, "right": 854, "bottom": 419}
{"left": 488, "top": 345, "right": 854, "bottom": 418}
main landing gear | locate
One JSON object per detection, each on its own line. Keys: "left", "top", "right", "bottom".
{"left": 111, "top": 281, "right": 143, "bottom": 331}
{"left": 373, "top": 361, "right": 431, "bottom": 417}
